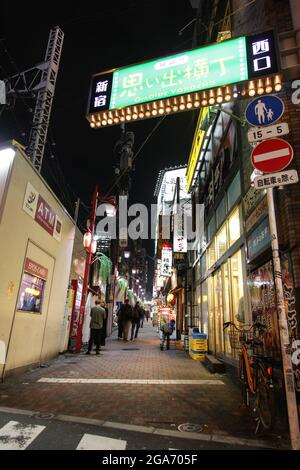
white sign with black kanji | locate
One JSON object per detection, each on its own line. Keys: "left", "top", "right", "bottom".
{"left": 253, "top": 169, "right": 298, "bottom": 189}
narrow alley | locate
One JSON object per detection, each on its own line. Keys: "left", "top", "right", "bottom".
{"left": 0, "top": 321, "right": 288, "bottom": 450}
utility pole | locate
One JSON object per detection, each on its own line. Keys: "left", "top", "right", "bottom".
{"left": 267, "top": 188, "right": 300, "bottom": 450}
{"left": 27, "top": 26, "right": 64, "bottom": 172}
{"left": 3, "top": 26, "right": 64, "bottom": 173}
{"left": 76, "top": 185, "right": 98, "bottom": 353}
{"left": 74, "top": 198, "right": 80, "bottom": 225}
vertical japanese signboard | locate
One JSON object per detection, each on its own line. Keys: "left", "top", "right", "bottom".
{"left": 173, "top": 213, "right": 187, "bottom": 253}
{"left": 161, "top": 246, "right": 173, "bottom": 277}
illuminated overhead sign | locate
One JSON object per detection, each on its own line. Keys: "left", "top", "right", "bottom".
{"left": 110, "top": 37, "right": 247, "bottom": 108}
{"left": 87, "top": 31, "right": 280, "bottom": 128}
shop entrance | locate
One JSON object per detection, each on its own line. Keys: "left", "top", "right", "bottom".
{"left": 4, "top": 241, "right": 55, "bottom": 377}
{"left": 207, "top": 249, "right": 245, "bottom": 359}
{"left": 214, "top": 269, "right": 224, "bottom": 355}
{"left": 208, "top": 268, "right": 225, "bottom": 355}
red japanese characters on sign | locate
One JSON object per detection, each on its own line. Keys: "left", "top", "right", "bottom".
{"left": 251, "top": 137, "right": 294, "bottom": 173}
{"left": 35, "top": 195, "right": 56, "bottom": 236}
{"left": 24, "top": 258, "right": 48, "bottom": 280}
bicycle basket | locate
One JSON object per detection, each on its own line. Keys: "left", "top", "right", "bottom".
{"left": 227, "top": 328, "right": 243, "bottom": 351}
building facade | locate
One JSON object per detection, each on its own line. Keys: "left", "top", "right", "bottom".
{"left": 184, "top": 2, "right": 300, "bottom": 416}
{"left": 0, "top": 141, "right": 75, "bottom": 379}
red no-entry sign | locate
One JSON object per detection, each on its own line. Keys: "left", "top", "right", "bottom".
{"left": 251, "top": 138, "right": 294, "bottom": 173}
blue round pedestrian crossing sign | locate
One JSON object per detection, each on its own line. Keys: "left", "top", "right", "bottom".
{"left": 245, "top": 95, "right": 284, "bottom": 127}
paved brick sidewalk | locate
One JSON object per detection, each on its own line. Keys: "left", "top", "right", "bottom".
{"left": 0, "top": 321, "right": 288, "bottom": 446}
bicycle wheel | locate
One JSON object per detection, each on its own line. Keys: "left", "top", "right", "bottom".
{"left": 239, "top": 355, "right": 249, "bottom": 406}
{"left": 256, "top": 364, "right": 274, "bottom": 431}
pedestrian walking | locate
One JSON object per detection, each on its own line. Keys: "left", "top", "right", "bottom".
{"left": 139, "top": 305, "right": 145, "bottom": 328}
{"left": 116, "top": 305, "right": 124, "bottom": 340}
{"left": 145, "top": 310, "right": 150, "bottom": 322}
{"left": 119, "top": 298, "right": 134, "bottom": 341}
{"left": 160, "top": 319, "right": 175, "bottom": 351}
{"left": 100, "top": 301, "right": 108, "bottom": 347}
{"left": 86, "top": 300, "right": 107, "bottom": 355}
{"left": 131, "top": 301, "right": 141, "bottom": 340}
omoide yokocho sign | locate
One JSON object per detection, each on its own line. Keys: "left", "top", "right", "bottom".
{"left": 87, "top": 30, "right": 280, "bottom": 128}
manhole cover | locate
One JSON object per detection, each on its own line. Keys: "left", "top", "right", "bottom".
{"left": 33, "top": 412, "right": 55, "bottom": 420}
{"left": 178, "top": 423, "right": 203, "bottom": 433}
{"left": 122, "top": 348, "right": 140, "bottom": 351}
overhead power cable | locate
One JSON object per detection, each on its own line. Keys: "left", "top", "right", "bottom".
{"left": 104, "top": 116, "right": 166, "bottom": 198}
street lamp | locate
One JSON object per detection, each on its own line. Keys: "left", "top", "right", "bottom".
{"left": 124, "top": 250, "right": 130, "bottom": 259}
{"left": 76, "top": 187, "right": 117, "bottom": 353}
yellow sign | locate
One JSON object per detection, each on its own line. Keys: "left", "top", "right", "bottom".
{"left": 186, "top": 107, "right": 209, "bottom": 192}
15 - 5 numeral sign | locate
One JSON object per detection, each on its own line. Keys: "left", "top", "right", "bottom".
{"left": 248, "top": 122, "right": 289, "bottom": 143}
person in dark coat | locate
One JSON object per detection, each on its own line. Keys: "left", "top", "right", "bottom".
{"left": 118, "top": 298, "right": 133, "bottom": 341}
{"left": 116, "top": 305, "right": 124, "bottom": 340}
{"left": 86, "top": 300, "right": 106, "bottom": 355}
{"left": 145, "top": 310, "right": 150, "bottom": 322}
{"left": 100, "top": 301, "right": 108, "bottom": 346}
{"left": 139, "top": 306, "right": 145, "bottom": 328}
{"left": 131, "top": 301, "right": 142, "bottom": 340}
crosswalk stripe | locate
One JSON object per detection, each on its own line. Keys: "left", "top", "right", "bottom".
{"left": 0, "top": 420, "right": 45, "bottom": 450}
{"left": 76, "top": 433, "right": 127, "bottom": 450}
{"left": 38, "top": 378, "right": 224, "bottom": 385}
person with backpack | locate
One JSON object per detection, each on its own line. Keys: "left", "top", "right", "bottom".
{"left": 160, "top": 318, "right": 176, "bottom": 351}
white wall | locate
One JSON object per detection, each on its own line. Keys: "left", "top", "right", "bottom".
{"left": 0, "top": 143, "right": 75, "bottom": 377}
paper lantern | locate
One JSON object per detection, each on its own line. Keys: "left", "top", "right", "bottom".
{"left": 83, "top": 231, "right": 92, "bottom": 248}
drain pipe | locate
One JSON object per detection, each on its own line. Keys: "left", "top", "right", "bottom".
{"left": 290, "top": 0, "right": 300, "bottom": 63}
{"left": 279, "top": 1, "right": 300, "bottom": 78}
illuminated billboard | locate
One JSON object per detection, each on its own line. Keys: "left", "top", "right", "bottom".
{"left": 155, "top": 167, "right": 190, "bottom": 216}
{"left": 87, "top": 30, "right": 280, "bottom": 128}
{"left": 110, "top": 37, "right": 247, "bottom": 109}
{"left": 186, "top": 107, "right": 209, "bottom": 192}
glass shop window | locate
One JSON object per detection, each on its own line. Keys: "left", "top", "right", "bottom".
{"left": 227, "top": 171, "right": 241, "bottom": 211}
{"left": 230, "top": 250, "right": 244, "bottom": 325}
{"left": 228, "top": 206, "right": 241, "bottom": 246}
{"left": 207, "top": 216, "right": 216, "bottom": 243}
{"left": 215, "top": 223, "right": 228, "bottom": 260}
{"left": 201, "top": 252, "right": 207, "bottom": 278}
{"left": 207, "top": 240, "right": 216, "bottom": 268}
{"left": 201, "top": 280, "right": 208, "bottom": 335}
{"left": 17, "top": 272, "right": 45, "bottom": 314}
{"left": 216, "top": 197, "right": 226, "bottom": 229}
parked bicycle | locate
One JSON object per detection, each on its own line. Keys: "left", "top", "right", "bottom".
{"left": 223, "top": 319, "right": 275, "bottom": 433}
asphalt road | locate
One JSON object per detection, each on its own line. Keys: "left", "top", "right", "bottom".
{"left": 0, "top": 410, "right": 267, "bottom": 451}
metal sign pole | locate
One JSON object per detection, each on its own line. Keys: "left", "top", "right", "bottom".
{"left": 267, "top": 187, "right": 300, "bottom": 450}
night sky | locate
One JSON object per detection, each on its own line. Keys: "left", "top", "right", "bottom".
{"left": 1, "top": 1, "right": 199, "bottom": 268}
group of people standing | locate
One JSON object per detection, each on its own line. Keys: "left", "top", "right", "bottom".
{"left": 86, "top": 298, "right": 173, "bottom": 353}
{"left": 117, "top": 299, "right": 146, "bottom": 341}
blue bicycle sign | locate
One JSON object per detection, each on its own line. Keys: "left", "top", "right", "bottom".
{"left": 245, "top": 95, "right": 284, "bottom": 127}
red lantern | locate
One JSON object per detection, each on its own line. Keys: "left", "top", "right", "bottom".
{"left": 90, "top": 239, "right": 97, "bottom": 254}
{"left": 83, "top": 232, "right": 92, "bottom": 248}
